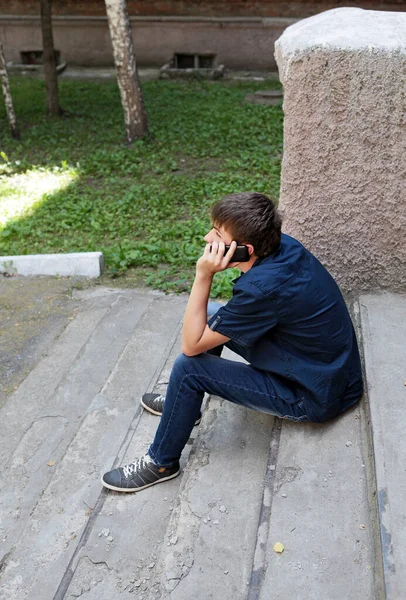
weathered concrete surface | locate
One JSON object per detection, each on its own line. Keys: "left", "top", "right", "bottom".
{"left": 0, "top": 275, "right": 90, "bottom": 410}
{"left": 0, "top": 252, "right": 104, "bottom": 278}
{"left": 63, "top": 327, "right": 194, "bottom": 600}
{"left": 259, "top": 410, "right": 376, "bottom": 600}
{"left": 275, "top": 8, "right": 406, "bottom": 294}
{"left": 0, "top": 284, "right": 383, "bottom": 600}
{"left": 360, "top": 293, "right": 406, "bottom": 600}
{"left": 0, "top": 288, "right": 186, "bottom": 600}
{"left": 154, "top": 398, "right": 273, "bottom": 599}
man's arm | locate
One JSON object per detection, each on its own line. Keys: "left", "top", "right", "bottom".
{"left": 181, "top": 241, "right": 235, "bottom": 356}
{"left": 181, "top": 271, "right": 230, "bottom": 356}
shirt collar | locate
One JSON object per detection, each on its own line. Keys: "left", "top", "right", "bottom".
{"left": 252, "top": 243, "right": 281, "bottom": 269}
{"left": 232, "top": 243, "right": 281, "bottom": 283}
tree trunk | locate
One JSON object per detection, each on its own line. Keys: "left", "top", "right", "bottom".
{"left": 40, "top": 0, "right": 61, "bottom": 116}
{"left": 105, "top": 0, "right": 148, "bottom": 143}
{"left": 0, "top": 42, "right": 20, "bottom": 139}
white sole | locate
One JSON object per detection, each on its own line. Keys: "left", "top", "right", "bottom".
{"left": 101, "top": 469, "right": 180, "bottom": 493}
{"left": 141, "top": 398, "right": 201, "bottom": 425}
{"left": 140, "top": 398, "right": 162, "bottom": 416}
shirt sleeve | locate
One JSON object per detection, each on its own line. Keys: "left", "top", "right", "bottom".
{"left": 208, "top": 281, "right": 278, "bottom": 347}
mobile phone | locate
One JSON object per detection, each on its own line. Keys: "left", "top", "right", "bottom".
{"left": 225, "top": 244, "right": 250, "bottom": 262}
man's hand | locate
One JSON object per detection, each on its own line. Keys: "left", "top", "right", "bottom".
{"left": 196, "top": 241, "right": 237, "bottom": 277}
{"left": 181, "top": 240, "right": 235, "bottom": 356}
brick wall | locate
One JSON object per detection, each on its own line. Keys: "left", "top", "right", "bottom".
{"left": 1, "top": 0, "right": 405, "bottom": 18}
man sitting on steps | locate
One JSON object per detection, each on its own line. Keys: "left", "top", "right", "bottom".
{"left": 102, "top": 192, "right": 363, "bottom": 493}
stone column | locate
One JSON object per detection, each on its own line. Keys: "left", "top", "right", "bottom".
{"left": 275, "top": 8, "right": 406, "bottom": 294}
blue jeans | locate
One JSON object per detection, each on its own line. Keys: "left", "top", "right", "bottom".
{"left": 148, "top": 304, "right": 308, "bottom": 467}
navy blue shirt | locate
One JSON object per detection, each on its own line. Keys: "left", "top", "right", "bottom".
{"left": 208, "top": 234, "right": 363, "bottom": 422}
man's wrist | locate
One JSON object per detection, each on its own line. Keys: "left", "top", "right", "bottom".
{"left": 195, "top": 268, "right": 214, "bottom": 283}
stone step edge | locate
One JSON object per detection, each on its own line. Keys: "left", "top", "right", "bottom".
{"left": 0, "top": 252, "right": 104, "bottom": 277}
{"left": 353, "top": 299, "right": 386, "bottom": 599}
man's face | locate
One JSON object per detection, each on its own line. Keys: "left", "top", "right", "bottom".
{"left": 204, "top": 224, "right": 234, "bottom": 245}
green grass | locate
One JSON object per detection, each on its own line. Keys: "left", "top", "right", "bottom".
{"left": 0, "top": 76, "right": 283, "bottom": 297}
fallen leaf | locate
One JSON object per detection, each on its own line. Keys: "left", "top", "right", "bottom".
{"left": 47, "top": 460, "right": 56, "bottom": 467}
{"left": 273, "top": 542, "right": 285, "bottom": 553}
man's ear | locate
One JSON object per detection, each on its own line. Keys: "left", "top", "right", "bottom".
{"left": 246, "top": 244, "right": 255, "bottom": 256}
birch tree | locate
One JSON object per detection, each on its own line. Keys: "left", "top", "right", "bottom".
{"left": 40, "top": 0, "right": 62, "bottom": 115}
{"left": 105, "top": 0, "right": 148, "bottom": 143}
{"left": 0, "top": 41, "right": 20, "bottom": 139}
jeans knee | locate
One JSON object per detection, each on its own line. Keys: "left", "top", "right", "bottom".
{"left": 173, "top": 352, "right": 198, "bottom": 374}
{"left": 171, "top": 353, "right": 205, "bottom": 393}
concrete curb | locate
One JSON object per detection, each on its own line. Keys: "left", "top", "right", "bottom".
{"left": 360, "top": 293, "right": 406, "bottom": 600}
{"left": 0, "top": 252, "right": 104, "bottom": 278}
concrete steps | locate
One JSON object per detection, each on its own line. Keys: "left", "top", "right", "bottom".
{"left": 0, "top": 289, "right": 187, "bottom": 599}
{"left": 259, "top": 410, "right": 376, "bottom": 599}
{"left": 360, "top": 294, "right": 406, "bottom": 600}
{"left": 0, "top": 287, "right": 404, "bottom": 599}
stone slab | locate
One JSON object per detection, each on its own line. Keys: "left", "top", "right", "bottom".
{"left": 259, "top": 407, "right": 376, "bottom": 599}
{"left": 0, "top": 252, "right": 104, "bottom": 277}
{"left": 0, "top": 290, "right": 185, "bottom": 599}
{"left": 0, "top": 292, "right": 150, "bottom": 558}
{"left": 360, "top": 293, "right": 406, "bottom": 600}
{"left": 0, "top": 276, "right": 86, "bottom": 411}
{"left": 0, "top": 305, "right": 108, "bottom": 466}
{"left": 0, "top": 286, "right": 397, "bottom": 600}
{"left": 62, "top": 346, "right": 274, "bottom": 600}
{"left": 62, "top": 325, "right": 191, "bottom": 600}
{"left": 275, "top": 8, "right": 406, "bottom": 55}
{"left": 275, "top": 8, "right": 406, "bottom": 294}
{"left": 156, "top": 398, "right": 274, "bottom": 600}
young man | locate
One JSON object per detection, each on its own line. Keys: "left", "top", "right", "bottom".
{"left": 102, "top": 192, "right": 363, "bottom": 493}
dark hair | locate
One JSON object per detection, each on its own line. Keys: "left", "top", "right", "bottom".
{"left": 211, "top": 192, "right": 282, "bottom": 257}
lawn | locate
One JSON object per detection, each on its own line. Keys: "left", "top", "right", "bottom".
{"left": 0, "top": 76, "right": 283, "bottom": 297}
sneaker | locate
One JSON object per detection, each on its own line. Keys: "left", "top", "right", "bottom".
{"left": 101, "top": 454, "right": 180, "bottom": 493}
{"left": 141, "top": 393, "right": 201, "bottom": 426}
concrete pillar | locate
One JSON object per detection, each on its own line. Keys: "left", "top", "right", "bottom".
{"left": 275, "top": 8, "right": 406, "bottom": 294}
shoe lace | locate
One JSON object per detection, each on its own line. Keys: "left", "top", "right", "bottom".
{"left": 123, "top": 454, "right": 151, "bottom": 479}
{"left": 154, "top": 395, "right": 165, "bottom": 407}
